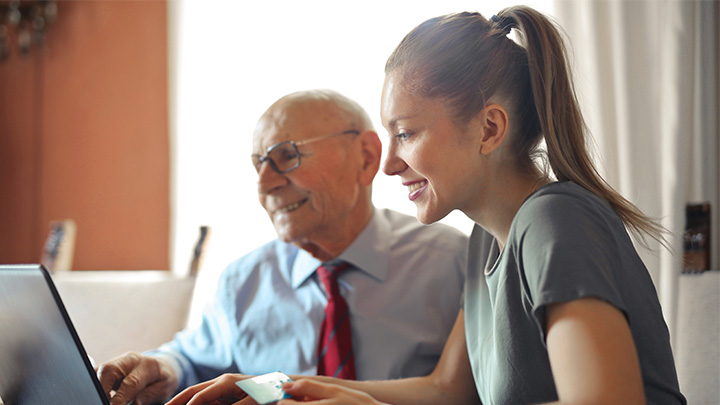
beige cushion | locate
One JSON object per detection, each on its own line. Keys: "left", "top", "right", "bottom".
{"left": 674, "top": 270, "right": 720, "bottom": 404}
{"left": 53, "top": 271, "right": 196, "bottom": 365}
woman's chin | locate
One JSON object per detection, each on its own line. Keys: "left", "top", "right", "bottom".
{"left": 415, "top": 207, "right": 447, "bottom": 225}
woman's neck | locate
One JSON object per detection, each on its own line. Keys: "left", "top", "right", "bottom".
{"left": 466, "top": 170, "right": 550, "bottom": 250}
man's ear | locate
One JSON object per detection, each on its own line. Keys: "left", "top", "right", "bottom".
{"left": 477, "top": 103, "right": 509, "bottom": 155}
{"left": 357, "top": 130, "right": 382, "bottom": 186}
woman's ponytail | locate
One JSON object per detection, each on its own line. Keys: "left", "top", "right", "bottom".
{"left": 386, "top": 6, "right": 667, "bottom": 247}
{"left": 502, "top": 6, "right": 666, "bottom": 247}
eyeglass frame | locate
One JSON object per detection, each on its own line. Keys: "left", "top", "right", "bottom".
{"left": 251, "top": 129, "right": 361, "bottom": 174}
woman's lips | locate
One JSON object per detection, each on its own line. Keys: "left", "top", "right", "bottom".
{"left": 404, "top": 180, "right": 428, "bottom": 201}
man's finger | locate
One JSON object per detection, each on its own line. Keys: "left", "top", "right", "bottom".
{"left": 108, "top": 355, "right": 164, "bottom": 405}
{"left": 109, "top": 368, "right": 150, "bottom": 405}
{"left": 132, "top": 380, "right": 172, "bottom": 405}
{"left": 96, "top": 362, "right": 125, "bottom": 397}
{"left": 97, "top": 353, "right": 143, "bottom": 397}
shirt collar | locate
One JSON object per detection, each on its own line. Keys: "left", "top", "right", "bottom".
{"left": 290, "top": 208, "right": 390, "bottom": 289}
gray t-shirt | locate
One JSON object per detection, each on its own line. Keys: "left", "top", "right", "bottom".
{"left": 464, "top": 181, "right": 685, "bottom": 404}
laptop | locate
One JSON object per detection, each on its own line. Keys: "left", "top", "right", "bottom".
{"left": 0, "top": 264, "right": 110, "bottom": 404}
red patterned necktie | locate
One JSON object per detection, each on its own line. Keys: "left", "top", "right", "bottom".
{"left": 316, "top": 262, "right": 356, "bottom": 380}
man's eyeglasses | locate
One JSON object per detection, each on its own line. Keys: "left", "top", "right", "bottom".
{"left": 252, "top": 129, "right": 360, "bottom": 174}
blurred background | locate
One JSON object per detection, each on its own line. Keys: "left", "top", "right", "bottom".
{"left": 0, "top": 0, "right": 557, "bottom": 273}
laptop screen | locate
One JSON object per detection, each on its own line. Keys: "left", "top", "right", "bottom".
{"left": 0, "top": 265, "right": 109, "bottom": 405}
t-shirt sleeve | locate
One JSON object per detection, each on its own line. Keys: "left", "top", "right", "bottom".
{"left": 512, "top": 192, "right": 629, "bottom": 339}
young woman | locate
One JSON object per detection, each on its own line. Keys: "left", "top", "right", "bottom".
{"left": 168, "top": 6, "right": 686, "bottom": 405}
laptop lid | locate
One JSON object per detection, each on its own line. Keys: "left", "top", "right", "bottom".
{"left": 0, "top": 264, "right": 110, "bottom": 405}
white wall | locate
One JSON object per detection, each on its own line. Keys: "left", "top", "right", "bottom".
{"left": 168, "top": 0, "right": 555, "bottom": 277}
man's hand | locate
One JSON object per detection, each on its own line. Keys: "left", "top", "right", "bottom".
{"left": 96, "top": 352, "right": 179, "bottom": 405}
{"left": 165, "top": 373, "right": 252, "bottom": 405}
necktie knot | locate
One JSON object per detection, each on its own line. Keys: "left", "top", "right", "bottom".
{"left": 317, "top": 262, "right": 350, "bottom": 294}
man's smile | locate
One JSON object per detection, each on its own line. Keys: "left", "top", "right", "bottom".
{"left": 274, "top": 198, "right": 308, "bottom": 215}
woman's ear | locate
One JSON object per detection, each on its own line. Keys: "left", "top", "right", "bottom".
{"left": 477, "top": 103, "right": 509, "bottom": 155}
{"left": 357, "top": 130, "right": 382, "bottom": 185}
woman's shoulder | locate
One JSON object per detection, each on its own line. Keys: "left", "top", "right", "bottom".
{"left": 520, "top": 181, "right": 614, "bottom": 218}
{"left": 512, "top": 181, "right": 623, "bottom": 242}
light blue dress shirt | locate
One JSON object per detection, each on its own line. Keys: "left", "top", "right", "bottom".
{"left": 152, "top": 208, "right": 468, "bottom": 390}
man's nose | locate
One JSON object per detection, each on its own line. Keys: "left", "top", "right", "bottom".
{"left": 257, "top": 161, "right": 288, "bottom": 194}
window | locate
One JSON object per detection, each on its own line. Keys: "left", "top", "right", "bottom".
{"left": 169, "top": 0, "right": 555, "bottom": 275}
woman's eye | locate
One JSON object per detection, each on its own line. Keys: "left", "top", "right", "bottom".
{"left": 395, "top": 132, "right": 412, "bottom": 140}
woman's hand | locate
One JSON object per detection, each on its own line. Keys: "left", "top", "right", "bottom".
{"left": 278, "top": 379, "right": 390, "bottom": 405}
{"left": 165, "top": 373, "right": 252, "bottom": 405}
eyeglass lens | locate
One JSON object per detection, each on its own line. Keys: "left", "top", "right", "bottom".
{"left": 253, "top": 141, "right": 300, "bottom": 173}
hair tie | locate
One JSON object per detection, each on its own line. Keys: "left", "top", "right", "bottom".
{"left": 491, "top": 14, "right": 512, "bottom": 35}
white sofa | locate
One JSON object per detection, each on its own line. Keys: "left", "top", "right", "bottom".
{"left": 674, "top": 270, "right": 720, "bottom": 404}
{"left": 53, "top": 271, "right": 196, "bottom": 366}
{"left": 52, "top": 269, "right": 719, "bottom": 402}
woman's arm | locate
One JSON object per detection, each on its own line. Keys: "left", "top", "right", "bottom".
{"left": 284, "top": 310, "right": 480, "bottom": 405}
{"left": 166, "top": 311, "right": 479, "bottom": 405}
{"left": 544, "top": 297, "right": 645, "bottom": 405}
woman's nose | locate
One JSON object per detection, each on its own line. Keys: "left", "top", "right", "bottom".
{"left": 382, "top": 143, "right": 406, "bottom": 176}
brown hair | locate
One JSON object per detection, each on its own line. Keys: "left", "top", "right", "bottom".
{"left": 386, "top": 6, "right": 665, "bottom": 247}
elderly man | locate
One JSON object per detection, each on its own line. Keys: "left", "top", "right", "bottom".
{"left": 97, "top": 89, "right": 467, "bottom": 404}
